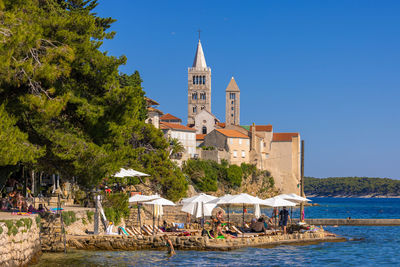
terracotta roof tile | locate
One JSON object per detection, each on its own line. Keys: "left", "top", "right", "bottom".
{"left": 160, "top": 122, "right": 196, "bottom": 132}
{"left": 160, "top": 113, "right": 182, "bottom": 121}
{"left": 145, "top": 97, "right": 159, "bottom": 106}
{"left": 250, "top": 125, "right": 273, "bottom": 132}
{"left": 196, "top": 134, "right": 206, "bottom": 140}
{"left": 272, "top": 133, "right": 299, "bottom": 142}
{"left": 216, "top": 122, "right": 226, "bottom": 128}
{"left": 147, "top": 107, "right": 163, "bottom": 114}
{"left": 216, "top": 129, "right": 249, "bottom": 139}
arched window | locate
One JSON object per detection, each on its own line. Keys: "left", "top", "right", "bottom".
{"left": 193, "top": 76, "right": 195, "bottom": 84}
{"left": 195, "top": 76, "right": 198, "bottom": 84}
{"left": 202, "top": 126, "right": 207, "bottom": 134}
{"left": 200, "top": 92, "right": 206, "bottom": 100}
{"left": 193, "top": 106, "right": 197, "bottom": 113}
{"left": 199, "top": 76, "right": 202, "bottom": 84}
{"left": 203, "top": 76, "right": 206, "bottom": 84}
{"left": 192, "top": 92, "right": 198, "bottom": 100}
{"left": 201, "top": 106, "right": 205, "bottom": 110}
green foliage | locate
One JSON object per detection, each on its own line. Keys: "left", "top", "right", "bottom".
{"left": 74, "top": 190, "right": 87, "bottom": 205}
{"left": 201, "top": 146, "right": 215, "bottom": 151}
{"left": 86, "top": 211, "right": 94, "bottom": 223}
{"left": 0, "top": 226, "right": 3, "bottom": 235}
{"left": 103, "top": 193, "right": 129, "bottom": 225}
{"left": 227, "top": 165, "right": 243, "bottom": 187}
{"left": 62, "top": 211, "right": 77, "bottom": 226}
{"left": 305, "top": 177, "right": 400, "bottom": 196}
{"left": 240, "top": 163, "right": 257, "bottom": 178}
{"left": 81, "top": 218, "right": 87, "bottom": 225}
{"left": 183, "top": 160, "right": 220, "bottom": 192}
{"left": 21, "top": 218, "right": 32, "bottom": 229}
{"left": 35, "top": 215, "right": 41, "bottom": 227}
{"left": 15, "top": 220, "right": 24, "bottom": 228}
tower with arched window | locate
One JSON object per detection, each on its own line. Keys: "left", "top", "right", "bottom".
{"left": 188, "top": 39, "right": 211, "bottom": 125}
{"left": 225, "top": 77, "right": 240, "bottom": 125}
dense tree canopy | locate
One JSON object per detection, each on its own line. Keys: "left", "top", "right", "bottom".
{"left": 305, "top": 177, "right": 400, "bottom": 196}
{"left": 0, "top": 0, "right": 187, "bottom": 200}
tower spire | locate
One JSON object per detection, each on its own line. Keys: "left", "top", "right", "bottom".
{"left": 192, "top": 39, "right": 207, "bottom": 68}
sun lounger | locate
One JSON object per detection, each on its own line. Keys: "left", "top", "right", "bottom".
{"left": 118, "top": 226, "right": 129, "bottom": 236}
{"left": 126, "top": 227, "right": 135, "bottom": 236}
{"left": 141, "top": 225, "right": 153, "bottom": 235}
{"left": 231, "top": 225, "right": 243, "bottom": 235}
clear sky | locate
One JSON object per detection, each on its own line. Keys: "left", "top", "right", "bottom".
{"left": 94, "top": 0, "right": 400, "bottom": 179}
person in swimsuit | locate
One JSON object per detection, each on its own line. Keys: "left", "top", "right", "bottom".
{"left": 163, "top": 235, "right": 175, "bottom": 255}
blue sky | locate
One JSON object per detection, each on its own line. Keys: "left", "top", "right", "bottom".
{"left": 95, "top": 0, "right": 400, "bottom": 179}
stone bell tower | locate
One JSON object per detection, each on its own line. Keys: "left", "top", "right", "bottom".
{"left": 225, "top": 77, "right": 240, "bottom": 125}
{"left": 187, "top": 39, "right": 211, "bottom": 125}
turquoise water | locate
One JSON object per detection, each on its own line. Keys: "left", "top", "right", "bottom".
{"left": 35, "top": 198, "right": 400, "bottom": 266}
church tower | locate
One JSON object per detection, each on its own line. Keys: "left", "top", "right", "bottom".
{"left": 225, "top": 77, "right": 240, "bottom": 125}
{"left": 188, "top": 39, "right": 211, "bottom": 125}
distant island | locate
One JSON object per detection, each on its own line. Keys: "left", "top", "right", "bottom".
{"left": 305, "top": 176, "right": 400, "bottom": 197}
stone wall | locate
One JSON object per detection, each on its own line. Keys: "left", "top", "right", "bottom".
{"left": 0, "top": 216, "right": 41, "bottom": 267}
{"left": 67, "top": 231, "right": 344, "bottom": 251}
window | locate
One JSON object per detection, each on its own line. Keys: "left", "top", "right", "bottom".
{"left": 200, "top": 92, "right": 206, "bottom": 100}
{"left": 193, "top": 76, "right": 195, "bottom": 84}
{"left": 199, "top": 76, "right": 203, "bottom": 84}
{"left": 229, "top": 138, "right": 233, "bottom": 145}
{"left": 230, "top": 93, "right": 236, "bottom": 100}
{"left": 233, "top": 150, "right": 237, "bottom": 158}
{"left": 241, "top": 150, "right": 245, "bottom": 158}
{"left": 193, "top": 106, "right": 197, "bottom": 113}
{"left": 201, "top": 106, "right": 205, "bottom": 110}
{"left": 231, "top": 101, "right": 234, "bottom": 104}
{"left": 260, "top": 141, "right": 263, "bottom": 151}
{"left": 203, "top": 75, "right": 206, "bottom": 84}
{"left": 239, "top": 139, "right": 242, "bottom": 145}
{"left": 231, "top": 107, "right": 234, "bottom": 110}
{"left": 202, "top": 126, "right": 207, "bottom": 134}
{"left": 231, "top": 114, "right": 233, "bottom": 117}
{"left": 195, "top": 76, "right": 199, "bottom": 84}
{"left": 265, "top": 154, "right": 269, "bottom": 159}
{"left": 192, "top": 92, "right": 198, "bottom": 100}
{"left": 247, "top": 140, "right": 250, "bottom": 146}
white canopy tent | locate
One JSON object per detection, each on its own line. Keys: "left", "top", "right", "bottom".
{"left": 181, "top": 193, "right": 217, "bottom": 218}
{"left": 128, "top": 194, "right": 160, "bottom": 233}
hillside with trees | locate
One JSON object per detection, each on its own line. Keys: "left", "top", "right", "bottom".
{"left": 305, "top": 177, "right": 400, "bottom": 197}
{"left": 0, "top": 0, "right": 187, "bottom": 201}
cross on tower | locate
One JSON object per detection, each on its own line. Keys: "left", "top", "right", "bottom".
{"left": 198, "top": 29, "right": 201, "bottom": 40}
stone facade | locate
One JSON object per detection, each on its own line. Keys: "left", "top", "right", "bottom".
{"left": 160, "top": 122, "right": 196, "bottom": 161}
{"left": 225, "top": 77, "right": 240, "bottom": 125}
{"left": 194, "top": 109, "right": 219, "bottom": 135}
{"left": 188, "top": 40, "right": 211, "bottom": 125}
{"left": 0, "top": 216, "right": 41, "bottom": 267}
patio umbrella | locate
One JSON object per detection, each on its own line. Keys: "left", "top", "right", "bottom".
{"left": 210, "top": 193, "right": 265, "bottom": 238}
{"left": 145, "top": 198, "right": 175, "bottom": 235}
{"left": 262, "top": 197, "right": 297, "bottom": 229}
{"left": 128, "top": 194, "right": 160, "bottom": 234}
{"left": 206, "top": 194, "right": 235, "bottom": 224}
{"left": 181, "top": 194, "right": 217, "bottom": 230}
{"left": 114, "top": 168, "right": 150, "bottom": 178}
{"left": 254, "top": 204, "right": 261, "bottom": 219}
{"left": 276, "top": 193, "right": 311, "bottom": 222}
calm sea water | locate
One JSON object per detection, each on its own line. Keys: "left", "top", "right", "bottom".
{"left": 35, "top": 198, "right": 400, "bottom": 266}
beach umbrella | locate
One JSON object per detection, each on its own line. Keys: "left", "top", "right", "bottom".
{"left": 276, "top": 193, "right": 311, "bottom": 203}
{"left": 262, "top": 197, "right": 297, "bottom": 230}
{"left": 210, "top": 193, "right": 265, "bottom": 238}
{"left": 145, "top": 198, "right": 175, "bottom": 235}
{"left": 207, "top": 194, "right": 236, "bottom": 223}
{"left": 276, "top": 193, "right": 311, "bottom": 222}
{"left": 113, "top": 168, "right": 150, "bottom": 178}
{"left": 128, "top": 194, "right": 160, "bottom": 234}
{"left": 181, "top": 194, "right": 217, "bottom": 230}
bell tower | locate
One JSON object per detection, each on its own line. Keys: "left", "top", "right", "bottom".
{"left": 188, "top": 39, "right": 211, "bottom": 125}
{"left": 225, "top": 77, "right": 240, "bottom": 125}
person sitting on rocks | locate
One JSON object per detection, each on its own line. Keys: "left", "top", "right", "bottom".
{"left": 251, "top": 217, "right": 267, "bottom": 233}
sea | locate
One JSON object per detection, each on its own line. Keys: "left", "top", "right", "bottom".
{"left": 34, "top": 198, "right": 400, "bottom": 266}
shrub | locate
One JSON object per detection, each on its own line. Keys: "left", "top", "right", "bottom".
{"left": 81, "top": 218, "right": 87, "bottom": 225}
{"left": 0, "top": 226, "right": 3, "bottom": 235}
{"left": 35, "top": 216, "right": 41, "bottom": 227}
{"left": 62, "top": 211, "right": 77, "bottom": 226}
{"left": 16, "top": 220, "right": 24, "bottom": 228}
{"left": 86, "top": 211, "right": 94, "bottom": 223}
{"left": 227, "top": 165, "right": 243, "bottom": 187}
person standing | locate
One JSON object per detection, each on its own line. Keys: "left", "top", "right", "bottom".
{"left": 279, "top": 207, "right": 290, "bottom": 234}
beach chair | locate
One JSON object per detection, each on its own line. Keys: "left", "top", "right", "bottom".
{"left": 118, "top": 226, "right": 129, "bottom": 236}
{"left": 231, "top": 225, "right": 243, "bottom": 235}
{"left": 141, "top": 225, "right": 153, "bottom": 235}
{"left": 126, "top": 227, "right": 135, "bottom": 236}
{"left": 131, "top": 227, "right": 142, "bottom": 236}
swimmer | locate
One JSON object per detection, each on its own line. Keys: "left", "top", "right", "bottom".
{"left": 163, "top": 235, "right": 175, "bottom": 256}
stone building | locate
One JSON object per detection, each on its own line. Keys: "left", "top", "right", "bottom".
{"left": 145, "top": 97, "right": 163, "bottom": 129}
{"left": 187, "top": 40, "right": 211, "bottom": 125}
{"left": 225, "top": 77, "right": 240, "bottom": 125}
{"left": 160, "top": 122, "right": 196, "bottom": 161}
{"left": 194, "top": 109, "right": 219, "bottom": 135}
{"left": 160, "top": 113, "right": 182, "bottom": 124}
